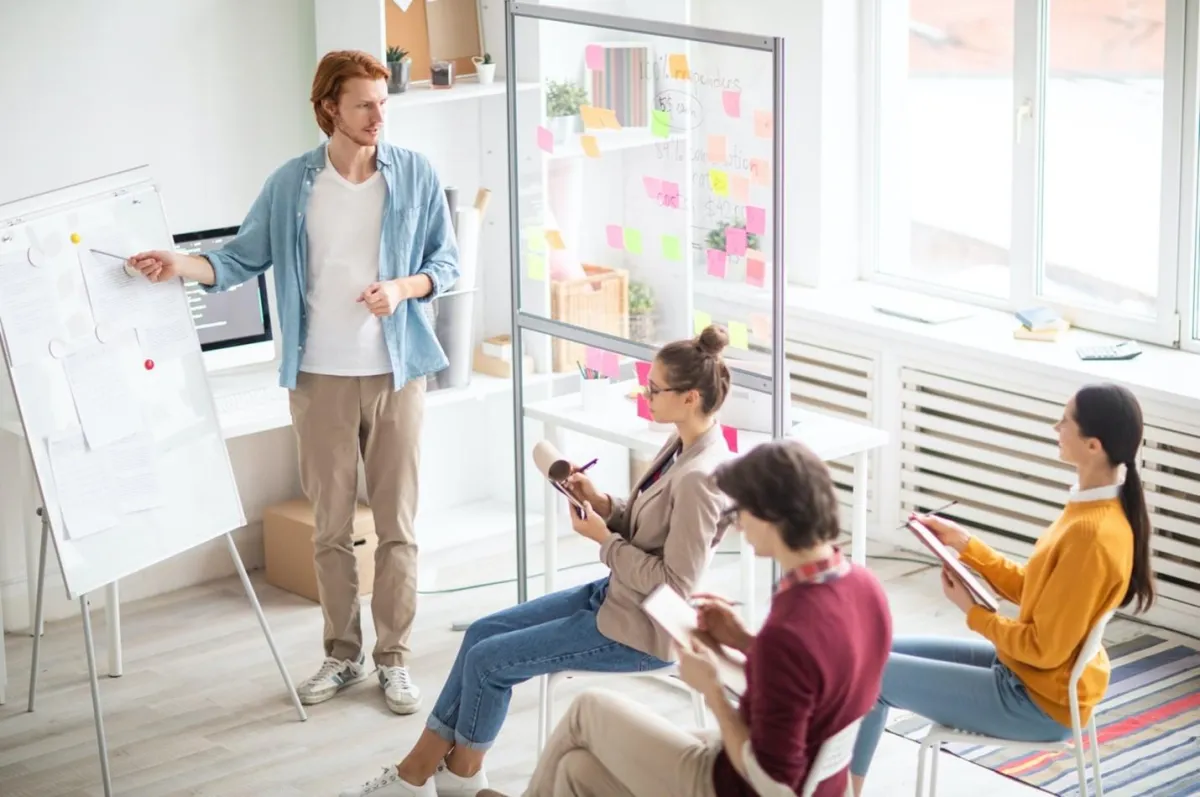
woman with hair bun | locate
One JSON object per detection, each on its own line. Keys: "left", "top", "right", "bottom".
{"left": 342, "top": 326, "right": 737, "bottom": 797}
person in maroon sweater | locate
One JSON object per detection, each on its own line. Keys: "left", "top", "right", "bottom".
{"left": 479, "top": 440, "right": 892, "bottom": 797}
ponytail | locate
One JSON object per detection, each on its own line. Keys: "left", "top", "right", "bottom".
{"left": 1119, "top": 463, "right": 1156, "bottom": 614}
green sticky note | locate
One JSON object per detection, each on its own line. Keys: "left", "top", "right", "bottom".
{"left": 693, "top": 310, "right": 712, "bottom": 335}
{"left": 624, "top": 228, "right": 643, "bottom": 254}
{"left": 527, "top": 252, "right": 546, "bottom": 280}
{"left": 651, "top": 109, "right": 670, "bottom": 138}
{"left": 661, "top": 234, "right": 683, "bottom": 261}
{"left": 528, "top": 227, "right": 547, "bottom": 251}
{"left": 728, "top": 320, "right": 749, "bottom": 350}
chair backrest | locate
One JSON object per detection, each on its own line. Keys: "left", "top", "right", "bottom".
{"left": 1069, "top": 609, "right": 1116, "bottom": 687}
{"left": 800, "top": 718, "right": 862, "bottom": 797}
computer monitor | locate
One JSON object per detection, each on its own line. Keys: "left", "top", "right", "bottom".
{"left": 172, "top": 226, "right": 276, "bottom": 372}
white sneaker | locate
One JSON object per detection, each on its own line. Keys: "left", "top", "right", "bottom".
{"left": 296, "top": 655, "right": 368, "bottom": 705}
{"left": 338, "top": 766, "right": 435, "bottom": 797}
{"left": 434, "top": 761, "right": 488, "bottom": 796}
{"left": 379, "top": 665, "right": 422, "bottom": 715}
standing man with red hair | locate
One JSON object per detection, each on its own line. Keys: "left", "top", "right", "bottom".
{"left": 129, "top": 50, "right": 459, "bottom": 715}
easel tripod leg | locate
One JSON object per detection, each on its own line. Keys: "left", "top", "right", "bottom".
{"left": 223, "top": 534, "right": 307, "bottom": 721}
{"left": 27, "top": 508, "right": 48, "bottom": 713}
{"left": 80, "top": 595, "right": 113, "bottom": 797}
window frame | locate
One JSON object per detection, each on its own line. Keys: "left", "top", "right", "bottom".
{"left": 862, "top": 0, "right": 1194, "bottom": 349}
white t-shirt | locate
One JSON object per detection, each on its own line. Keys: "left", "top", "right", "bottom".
{"left": 299, "top": 149, "right": 392, "bottom": 376}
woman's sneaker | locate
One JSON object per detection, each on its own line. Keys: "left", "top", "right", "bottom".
{"left": 433, "top": 761, "right": 488, "bottom": 796}
{"left": 296, "top": 654, "right": 368, "bottom": 705}
{"left": 338, "top": 766, "right": 435, "bottom": 797}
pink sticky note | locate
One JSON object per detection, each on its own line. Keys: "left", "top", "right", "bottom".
{"left": 585, "top": 44, "right": 604, "bottom": 71}
{"left": 661, "top": 181, "right": 680, "bottom": 209}
{"left": 746, "top": 206, "right": 766, "bottom": 235}
{"left": 536, "top": 125, "right": 554, "bottom": 154}
{"left": 722, "top": 90, "right": 741, "bottom": 118}
{"left": 707, "top": 135, "right": 727, "bottom": 164}
{"left": 643, "top": 176, "right": 662, "bottom": 200}
{"left": 585, "top": 346, "right": 604, "bottom": 373}
{"left": 722, "top": 424, "right": 739, "bottom": 452}
{"left": 746, "top": 255, "right": 766, "bottom": 288}
{"left": 635, "top": 360, "right": 651, "bottom": 386}
{"left": 749, "top": 312, "right": 770, "bottom": 339}
{"left": 706, "top": 248, "right": 727, "bottom": 278}
{"left": 751, "top": 158, "right": 770, "bottom": 187}
{"left": 725, "top": 227, "right": 747, "bottom": 256}
{"left": 600, "top": 351, "right": 620, "bottom": 378}
{"left": 637, "top": 393, "right": 653, "bottom": 420}
{"left": 730, "top": 175, "right": 749, "bottom": 203}
{"left": 606, "top": 224, "right": 624, "bottom": 249}
{"left": 754, "top": 110, "right": 773, "bottom": 139}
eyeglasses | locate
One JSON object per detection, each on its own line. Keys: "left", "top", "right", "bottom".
{"left": 644, "top": 380, "right": 687, "bottom": 398}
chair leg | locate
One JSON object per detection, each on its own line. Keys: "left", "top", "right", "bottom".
{"left": 1087, "top": 717, "right": 1103, "bottom": 797}
{"left": 691, "top": 689, "right": 707, "bottom": 728}
{"left": 929, "top": 742, "right": 939, "bottom": 797}
{"left": 915, "top": 740, "right": 928, "bottom": 797}
{"left": 1072, "top": 722, "right": 1087, "bottom": 796}
{"left": 537, "top": 674, "right": 551, "bottom": 753}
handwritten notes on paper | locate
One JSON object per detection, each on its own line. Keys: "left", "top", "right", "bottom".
{"left": 63, "top": 335, "right": 143, "bottom": 449}
{"left": 79, "top": 245, "right": 164, "bottom": 327}
{"left": 0, "top": 253, "right": 66, "bottom": 365}
{"left": 48, "top": 428, "right": 164, "bottom": 540}
{"left": 137, "top": 313, "right": 198, "bottom": 363}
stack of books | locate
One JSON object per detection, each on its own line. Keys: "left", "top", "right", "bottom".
{"left": 1014, "top": 307, "right": 1069, "bottom": 342}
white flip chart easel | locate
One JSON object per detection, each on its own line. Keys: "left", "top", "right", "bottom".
{"left": 0, "top": 168, "right": 306, "bottom": 796}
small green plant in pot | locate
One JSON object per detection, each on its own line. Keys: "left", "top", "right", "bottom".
{"left": 545, "top": 79, "right": 588, "bottom": 143}
{"left": 386, "top": 46, "right": 411, "bottom": 94}
{"left": 629, "top": 281, "right": 656, "bottom": 344}
{"left": 472, "top": 52, "right": 497, "bottom": 85}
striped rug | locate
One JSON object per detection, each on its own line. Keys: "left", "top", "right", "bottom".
{"left": 886, "top": 634, "right": 1200, "bottom": 796}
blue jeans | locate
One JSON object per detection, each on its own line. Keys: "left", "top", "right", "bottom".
{"left": 426, "top": 578, "right": 669, "bottom": 750}
{"left": 850, "top": 637, "right": 1070, "bottom": 776}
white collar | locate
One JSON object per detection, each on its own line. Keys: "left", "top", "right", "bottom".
{"left": 1069, "top": 483, "right": 1120, "bottom": 503}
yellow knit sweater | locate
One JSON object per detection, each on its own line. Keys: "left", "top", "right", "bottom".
{"left": 961, "top": 497, "right": 1133, "bottom": 728}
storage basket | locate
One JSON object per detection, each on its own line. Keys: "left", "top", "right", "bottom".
{"left": 549, "top": 265, "right": 629, "bottom": 371}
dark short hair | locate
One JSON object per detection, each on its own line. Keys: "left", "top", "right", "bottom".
{"left": 713, "top": 440, "right": 840, "bottom": 551}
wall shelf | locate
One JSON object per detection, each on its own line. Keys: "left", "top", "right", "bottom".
{"left": 386, "top": 78, "right": 539, "bottom": 110}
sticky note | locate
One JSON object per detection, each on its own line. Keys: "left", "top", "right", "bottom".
{"left": 580, "top": 134, "right": 601, "bottom": 158}
{"left": 585, "top": 346, "right": 605, "bottom": 373}
{"left": 527, "top": 252, "right": 546, "bottom": 280}
{"left": 637, "top": 393, "right": 653, "bottom": 420}
{"left": 707, "top": 135, "right": 726, "bottom": 164}
{"left": 600, "top": 351, "right": 620, "bottom": 378}
{"left": 730, "top": 175, "right": 749, "bottom": 203}
{"left": 662, "top": 234, "right": 683, "bottom": 261}
{"left": 661, "top": 181, "right": 680, "bottom": 209}
{"left": 643, "top": 176, "right": 662, "bottom": 200}
{"left": 722, "top": 424, "right": 740, "bottom": 453}
{"left": 536, "top": 125, "right": 554, "bottom": 153}
{"left": 750, "top": 313, "right": 770, "bottom": 339}
{"left": 528, "top": 227, "right": 547, "bottom": 251}
{"left": 693, "top": 310, "right": 713, "bottom": 335}
{"left": 635, "top": 360, "right": 651, "bottom": 386}
{"left": 706, "top": 248, "right": 727, "bottom": 278}
{"left": 709, "top": 169, "right": 729, "bottom": 196}
{"left": 750, "top": 158, "right": 770, "bottom": 187}
{"left": 598, "top": 108, "right": 622, "bottom": 129}
{"left": 580, "top": 105, "right": 604, "bottom": 130}
{"left": 585, "top": 44, "right": 604, "bottom": 70}
{"left": 651, "top": 109, "right": 670, "bottom": 138}
{"left": 728, "top": 320, "right": 749, "bottom": 350}
{"left": 746, "top": 206, "right": 766, "bottom": 235}
{"left": 754, "top": 110, "right": 773, "bottom": 138}
{"left": 725, "top": 227, "right": 747, "bottom": 256}
{"left": 604, "top": 224, "right": 624, "bottom": 249}
{"left": 746, "top": 254, "right": 766, "bottom": 288}
{"left": 722, "top": 90, "right": 741, "bottom": 118}
{"left": 545, "top": 230, "right": 566, "bottom": 250}
{"left": 624, "top": 228, "right": 643, "bottom": 254}
{"left": 668, "top": 53, "right": 690, "bottom": 80}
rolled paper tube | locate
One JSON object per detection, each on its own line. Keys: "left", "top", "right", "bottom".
{"left": 532, "top": 440, "right": 571, "bottom": 481}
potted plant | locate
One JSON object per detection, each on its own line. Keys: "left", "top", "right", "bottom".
{"left": 545, "top": 79, "right": 588, "bottom": 143}
{"left": 629, "top": 281, "right": 656, "bottom": 344}
{"left": 705, "top": 220, "right": 761, "bottom": 253}
{"left": 386, "top": 46, "right": 411, "bottom": 94}
{"left": 472, "top": 52, "right": 497, "bottom": 85}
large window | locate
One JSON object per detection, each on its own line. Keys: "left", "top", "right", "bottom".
{"left": 868, "top": 0, "right": 1192, "bottom": 346}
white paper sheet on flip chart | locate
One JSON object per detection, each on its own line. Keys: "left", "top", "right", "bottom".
{"left": 136, "top": 311, "right": 199, "bottom": 363}
{"left": 0, "top": 254, "right": 67, "bottom": 366}
{"left": 48, "top": 429, "right": 119, "bottom": 540}
{"left": 104, "top": 432, "right": 164, "bottom": 514}
{"left": 79, "top": 239, "right": 173, "bottom": 328}
{"left": 63, "top": 336, "right": 144, "bottom": 448}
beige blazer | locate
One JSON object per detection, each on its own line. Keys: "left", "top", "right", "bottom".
{"left": 595, "top": 423, "right": 732, "bottom": 662}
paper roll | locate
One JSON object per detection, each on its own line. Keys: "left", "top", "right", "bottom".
{"left": 452, "top": 207, "right": 480, "bottom": 291}
{"left": 532, "top": 440, "right": 571, "bottom": 481}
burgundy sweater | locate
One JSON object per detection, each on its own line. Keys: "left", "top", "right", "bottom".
{"left": 710, "top": 565, "right": 892, "bottom": 797}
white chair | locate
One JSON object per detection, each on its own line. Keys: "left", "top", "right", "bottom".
{"left": 800, "top": 718, "right": 862, "bottom": 797}
{"left": 537, "top": 666, "right": 708, "bottom": 752}
{"left": 915, "top": 610, "right": 1115, "bottom": 797}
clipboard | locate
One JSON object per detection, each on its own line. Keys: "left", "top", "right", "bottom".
{"left": 907, "top": 519, "right": 999, "bottom": 612}
{"left": 533, "top": 440, "right": 586, "bottom": 519}
{"left": 641, "top": 585, "right": 747, "bottom": 695}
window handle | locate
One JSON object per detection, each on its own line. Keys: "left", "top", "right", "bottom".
{"left": 1016, "top": 99, "right": 1033, "bottom": 143}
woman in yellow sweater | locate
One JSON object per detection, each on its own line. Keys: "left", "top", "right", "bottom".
{"left": 850, "top": 383, "right": 1156, "bottom": 793}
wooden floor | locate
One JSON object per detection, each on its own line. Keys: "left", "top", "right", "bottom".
{"left": 0, "top": 535, "right": 1179, "bottom": 797}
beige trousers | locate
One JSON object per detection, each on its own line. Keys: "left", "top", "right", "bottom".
{"left": 525, "top": 689, "right": 722, "bottom": 797}
{"left": 288, "top": 371, "right": 425, "bottom": 668}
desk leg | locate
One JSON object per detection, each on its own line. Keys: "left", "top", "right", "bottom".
{"left": 543, "top": 424, "right": 561, "bottom": 597}
{"left": 851, "top": 451, "right": 869, "bottom": 566}
{"left": 104, "top": 582, "right": 122, "bottom": 677}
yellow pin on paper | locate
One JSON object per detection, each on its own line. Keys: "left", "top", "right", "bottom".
{"left": 70, "top": 232, "right": 81, "bottom": 244}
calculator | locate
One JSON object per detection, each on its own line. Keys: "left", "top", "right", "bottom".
{"left": 1076, "top": 340, "right": 1142, "bottom": 361}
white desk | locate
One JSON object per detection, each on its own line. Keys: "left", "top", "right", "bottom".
{"left": 523, "top": 383, "right": 890, "bottom": 624}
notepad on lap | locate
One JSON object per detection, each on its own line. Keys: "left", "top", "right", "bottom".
{"left": 641, "top": 585, "right": 747, "bottom": 695}
{"left": 907, "top": 519, "right": 999, "bottom": 612}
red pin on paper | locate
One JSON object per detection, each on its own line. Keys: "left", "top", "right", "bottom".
{"left": 144, "top": 359, "right": 155, "bottom": 370}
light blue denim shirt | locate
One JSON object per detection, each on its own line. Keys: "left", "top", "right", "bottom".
{"left": 201, "top": 142, "right": 460, "bottom": 390}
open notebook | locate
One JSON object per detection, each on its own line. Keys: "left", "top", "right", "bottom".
{"left": 642, "top": 584, "right": 747, "bottom": 695}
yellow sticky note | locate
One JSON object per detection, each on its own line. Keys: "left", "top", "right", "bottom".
{"left": 707, "top": 135, "right": 726, "bottom": 164}
{"left": 709, "top": 169, "right": 729, "bottom": 196}
{"left": 579, "top": 105, "right": 604, "bottom": 130}
{"left": 661, "top": 235, "right": 683, "bottom": 261}
{"left": 527, "top": 252, "right": 546, "bottom": 280}
{"left": 545, "top": 230, "right": 566, "bottom": 250}
{"left": 580, "top": 134, "right": 601, "bottom": 158}
{"left": 668, "top": 53, "right": 690, "bottom": 80}
{"left": 528, "top": 227, "right": 547, "bottom": 251}
{"left": 598, "top": 108, "right": 622, "bottom": 129}
{"left": 728, "top": 320, "right": 749, "bottom": 350}
{"left": 693, "top": 311, "right": 712, "bottom": 335}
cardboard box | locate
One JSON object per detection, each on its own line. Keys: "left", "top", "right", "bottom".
{"left": 263, "top": 499, "right": 377, "bottom": 603}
